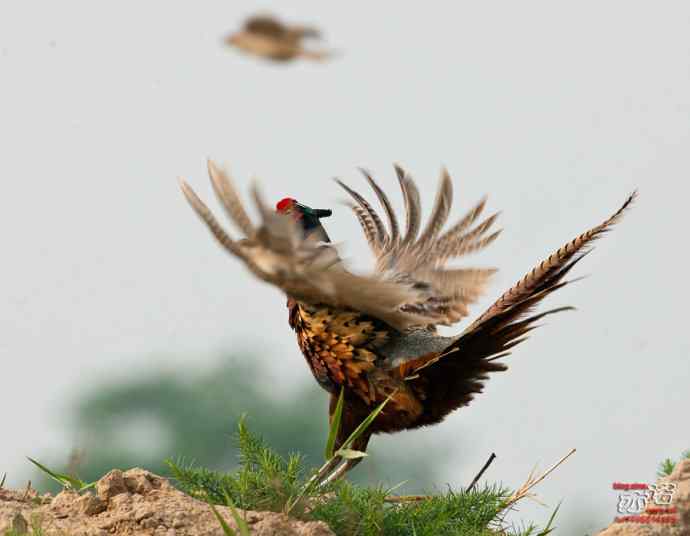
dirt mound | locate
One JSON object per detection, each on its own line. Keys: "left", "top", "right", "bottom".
{"left": 596, "top": 459, "right": 690, "bottom": 535}
{"left": 0, "top": 468, "right": 334, "bottom": 536}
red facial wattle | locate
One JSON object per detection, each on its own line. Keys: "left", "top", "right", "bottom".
{"left": 276, "top": 197, "right": 296, "bottom": 212}
{"left": 276, "top": 197, "right": 303, "bottom": 219}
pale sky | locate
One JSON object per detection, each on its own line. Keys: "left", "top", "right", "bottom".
{"left": 1, "top": 2, "right": 689, "bottom": 534}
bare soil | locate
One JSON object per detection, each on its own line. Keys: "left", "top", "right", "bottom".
{"left": 0, "top": 468, "right": 334, "bottom": 536}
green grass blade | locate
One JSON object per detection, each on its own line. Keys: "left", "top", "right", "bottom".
{"left": 27, "top": 457, "right": 74, "bottom": 489}
{"left": 208, "top": 502, "right": 238, "bottom": 536}
{"left": 324, "top": 387, "right": 344, "bottom": 460}
{"left": 0, "top": 473, "right": 6, "bottom": 489}
{"left": 224, "top": 491, "right": 251, "bottom": 536}
{"left": 537, "top": 500, "right": 561, "bottom": 535}
{"left": 341, "top": 390, "right": 397, "bottom": 450}
{"left": 288, "top": 389, "right": 397, "bottom": 515}
{"left": 78, "top": 481, "right": 97, "bottom": 492}
{"left": 26, "top": 457, "right": 93, "bottom": 492}
{"left": 27, "top": 457, "right": 63, "bottom": 483}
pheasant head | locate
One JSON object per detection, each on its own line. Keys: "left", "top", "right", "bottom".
{"left": 276, "top": 197, "right": 332, "bottom": 242}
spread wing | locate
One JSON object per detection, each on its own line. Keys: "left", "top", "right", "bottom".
{"left": 180, "top": 161, "right": 498, "bottom": 331}
{"left": 181, "top": 161, "right": 440, "bottom": 331}
{"left": 336, "top": 165, "right": 500, "bottom": 326}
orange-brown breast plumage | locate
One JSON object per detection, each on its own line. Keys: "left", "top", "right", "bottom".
{"left": 289, "top": 300, "right": 386, "bottom": 402}
{"left": 288, "top": 299, "right": 427, "bottom": 427}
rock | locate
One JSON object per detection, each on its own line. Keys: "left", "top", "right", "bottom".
{"left": 109, "top": 492, "right": 133, "bottom": 510}
{"left": 134, "top": 505, "right": 154, "bottom": 522}
{"left": 51, "top": 489, "right": 79, "bottom": 510}
{"left": 171, "top": 511, "right": 187, "bottom": 528}
{"left": 141, "top": 515, "right": 161, "bottom": 529}
{"left": 97, "top": 514, "right": 128, "bottom": 531}
{"left": 96, "top": 470, "right": 128, "bottom": 502}
{"left": 123, "top": 468, "right": 158, "bottom": 495}
{"left": 76, "top": 493, "right": 106, "bottom": 516}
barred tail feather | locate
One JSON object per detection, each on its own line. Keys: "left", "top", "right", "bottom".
{"left": 466, "top": 191, "right": 637, "bottom": 332}
{"left": 407, "top": 191, "right": 636, "bottom": 427}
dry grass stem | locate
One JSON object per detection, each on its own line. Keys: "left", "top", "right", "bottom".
{"left": 503, "top": 448, "right": 576, "bottom": 510}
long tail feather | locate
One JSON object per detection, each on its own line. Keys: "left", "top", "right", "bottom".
{"left": 405, "top": 192, "right": 636, "bottom": 427}
{"left": 466, "top": 191, "right": 637, "bottom": 332}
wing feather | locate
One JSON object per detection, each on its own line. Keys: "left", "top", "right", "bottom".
{"left": 436, "top": 197, "right": 487, "bottom": 248}
{"left": 358, "top": 167, "right": 400, "bottom": 247}
{"left": 347, "top": 203, "right": 380, "bottom": 253}
{"left": 414, "top": 168, "right": 453, "bottom": 250}
{"left": 394, "top": 164, "right": 422, "bottom": 249}
{"left": 337, "top": 165, "right": 500, "bottom": 327}
{"left": 207, "top": 160, "right": 256, "bottom": 238}
{"left": 335, "top": 179, "right": 388, "bottom": 252}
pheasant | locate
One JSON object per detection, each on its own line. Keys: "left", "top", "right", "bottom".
{"left": 180, "top": 161, "right": 635, "bottom": 481}
{"left": 225, "top": 15, "right": 331, "bottom": 63}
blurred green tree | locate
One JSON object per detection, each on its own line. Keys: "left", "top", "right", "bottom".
{"left": 38, "top": 353, "right": 451, "bottom": 492}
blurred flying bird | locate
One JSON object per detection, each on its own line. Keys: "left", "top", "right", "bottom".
{"left": 180, "top": 161, "right": 635, "bottom": 481}
{"left": 225, "top": 15, "right": 331, "bottom": 62}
